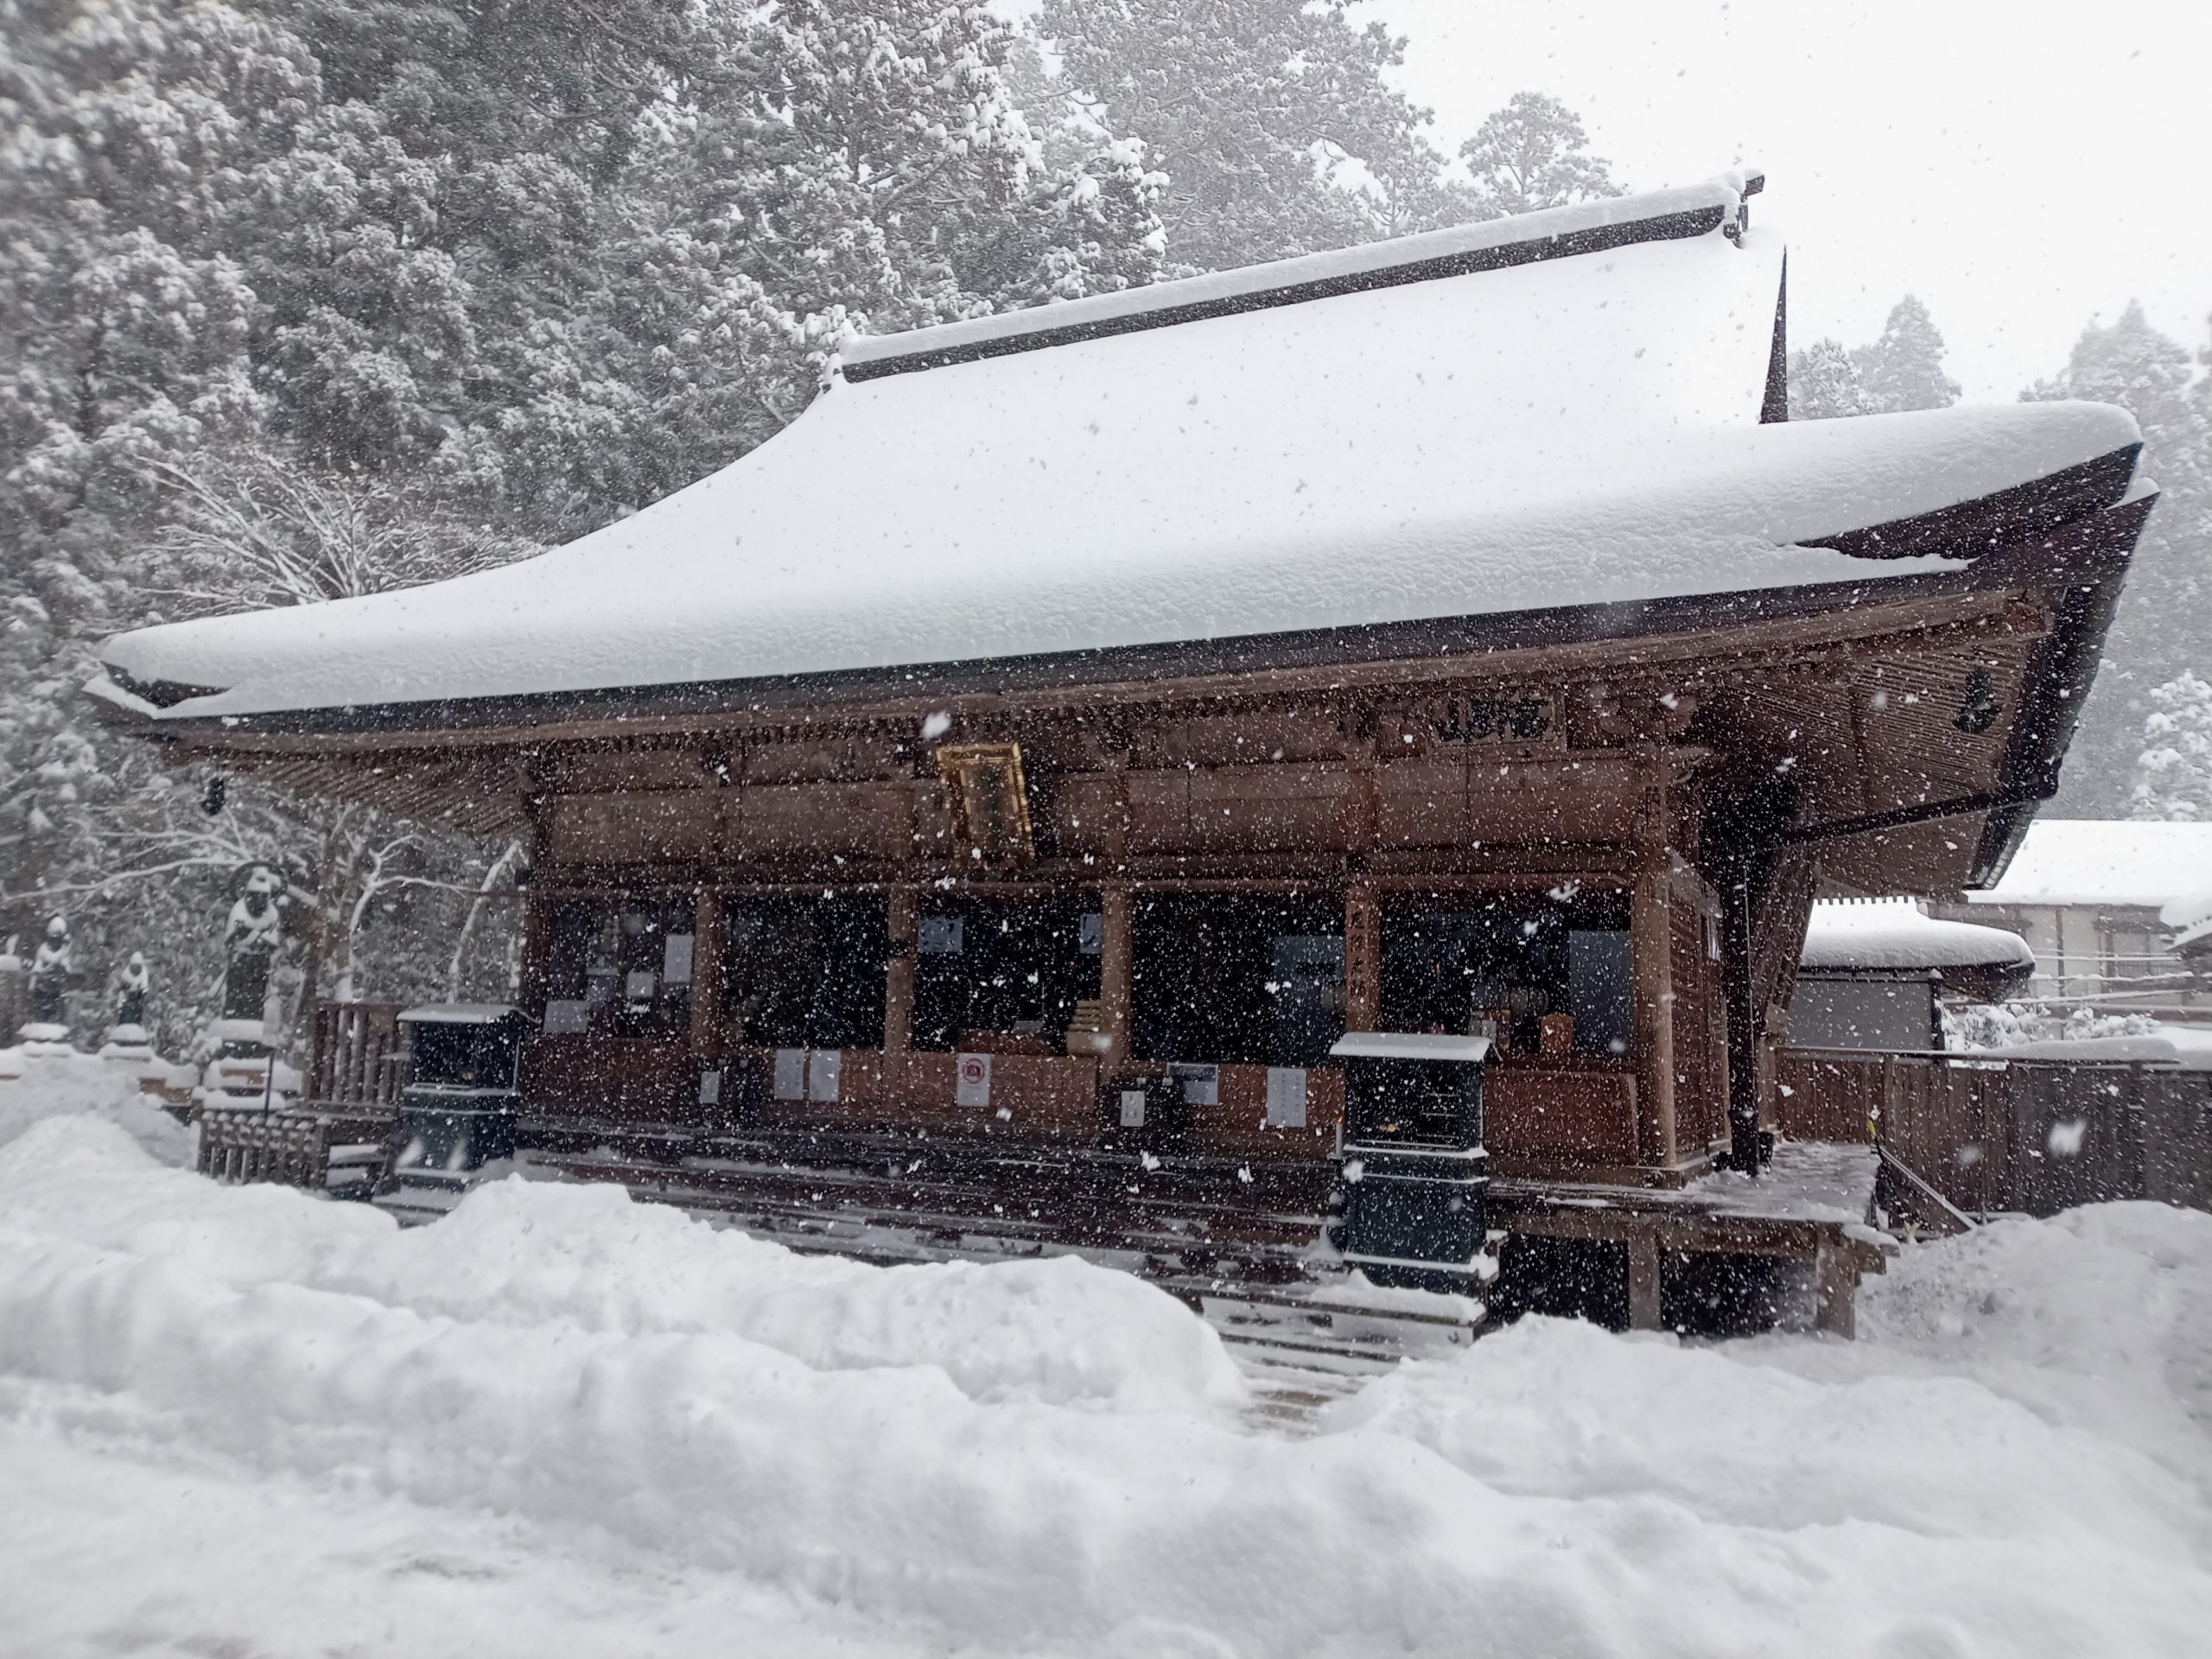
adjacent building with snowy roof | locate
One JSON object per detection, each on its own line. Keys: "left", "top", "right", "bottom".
{"left": 1791, "top": 898, "right": 2033, "bottom": 1050}
{"left": 1937, "top": 820, "right": 2212, "bottom": 1019}
{"left": 86, "top": 173, "right": 2155, "bottom": 1315}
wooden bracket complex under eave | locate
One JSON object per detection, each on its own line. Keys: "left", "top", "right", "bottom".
{"left": 936, "top": 741, "right": 1035, "bottom": 861}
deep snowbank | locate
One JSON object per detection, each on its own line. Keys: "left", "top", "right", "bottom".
{"left": 0, "top": 1052, "right": 194, "bottom": 1166}
{"left": 3, "top": 1105, "right": 2211, "bottom": 1657}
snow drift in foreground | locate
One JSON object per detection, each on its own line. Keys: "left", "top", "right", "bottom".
{"left": 3, "top": 1084, "right": 2211, "bottom": 1656}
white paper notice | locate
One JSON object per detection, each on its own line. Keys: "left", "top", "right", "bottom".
{"left": 808, "top": 1048, "right": 842, "bottom": 1103}
{"left": 1266, "top": 1067, "right": 1308, "bottom": 1128}
{"left": 664, "top": 931, "right": 695, "bottom": 984}
{"left": 956, "top": 1052, "right": 992, "bottom": 1108}
{"left": 772, "top": 1048, "right": 806, "bottom": 1100}
{"left": 1119, "top": 1089, "right": 1147, "bottom": 1128}
{"left": 697, "top": 1067, "right": 721, "bottom": 1105}
{"left": 543, "top": 999, "right": 588, "bottom": 1034}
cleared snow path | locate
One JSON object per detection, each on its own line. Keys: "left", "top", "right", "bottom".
{"left": 3, "top": 1073, "right": 2211, "bottom": 1656}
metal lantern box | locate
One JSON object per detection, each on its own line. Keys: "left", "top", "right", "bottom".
{"left": 384, "top": 1004, "right": 531, "bottom": 1180}
{"left": 1329, "top": 1032, "right": 1491, "bottom": 1292}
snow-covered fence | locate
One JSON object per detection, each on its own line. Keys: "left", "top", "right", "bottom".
{"left": 197, "top": 1106, "right": 333, "bottom": 1188}
{"left": 1776, "top": 1048, "right": 2212, "bottom": 1218}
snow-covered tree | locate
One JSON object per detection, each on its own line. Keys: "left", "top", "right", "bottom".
{"left": 1459, "top": 91, "right": 1621, "bottom": 219}
{"left": 1038, "top": 0, "right": 1463, "bottom": 270}
{"left": 1854, "top": 296, "right": 1961, "bottom": 414}
{"left": 1787, "top": 338, "right": 1872, "bottom": 420}
{"left": 2130, "top": 671, "right": 2212, "bottom": 821}
{"left": 2030, "top": 303, "right": 2212, "bottom": 814}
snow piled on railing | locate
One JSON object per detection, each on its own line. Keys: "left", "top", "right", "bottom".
{"left": 3, "top": 1091, "right": 2211, "bottom": 1656}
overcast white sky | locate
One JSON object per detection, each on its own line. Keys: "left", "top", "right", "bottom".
{"left": 1366, "top": 0, "right": 2212, "bottom": 399}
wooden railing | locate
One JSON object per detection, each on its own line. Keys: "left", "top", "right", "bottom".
{"left": 304, "top": 1001, "right": 410, "bottom": 1111}
{"left": 1775, "top": 1046, "right": 2212, "bottom": 1218}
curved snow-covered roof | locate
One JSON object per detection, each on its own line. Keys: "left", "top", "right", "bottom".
{"left": 1800, "top": 899, "right": 2035, "bottom": 973}
{"left": 92, "top": 174, "right": 2140, "bottom": 726}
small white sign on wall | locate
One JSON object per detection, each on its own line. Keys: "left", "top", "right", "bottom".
{"left": 1265, "top": 1067, "right": 1308, "bottom": 1128}
{"left": 697, "top": 1067, "right": 722, "bottom": 1105}
{"left": 956, "top": 1052, "right": 992, "bottom": 1108}
{"left": 772, "top": 1047, "right": 806, "bottom": 1101}
{"left": 808, "top": 1048, "right": 842, "bottom": 1103}
{"left": 1119, "top": 1089, "right": 1147, "bottom": 1128}
{"left": 664, "top": 931, "right": 695, "bottom": 984}
{"left": 543, "top": 1000, "right": 588, "bottom": 1034}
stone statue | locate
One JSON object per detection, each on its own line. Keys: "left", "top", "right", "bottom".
{"left": 115, "top": 951, "right": 149, "bottom": 1029}
{"left": 26, "top": 915, "right": 72, "bottom": 1028}
{"left": 223, "top": 867, "right": 283, "bottom": 1024}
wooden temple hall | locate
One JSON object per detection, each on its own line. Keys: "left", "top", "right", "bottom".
{"left": 94, "top": 171, "right": 2153, "bottom": 1335}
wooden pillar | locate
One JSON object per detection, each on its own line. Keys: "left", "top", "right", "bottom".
{"left": 689, "top": 886, "right": 724, "bottom": 1057}
{"left": 1814, "top": 1238, "right": 1856, "bottom": 1338}
{"left": 884, "top": 887, "right": 917, "bottom": 1052}
{"left": 1631, "top": 858, "right": 1677, "bottom": 1168}
{"left": 1099, "top": 883, "right": 1134, "bottom": 1065}
{"left": 1626, "top": 1231, "right": 1664, "bottom": 1331}
{"left": 1344, "top": 880, "right": 1381, "bottom": 1033}
{"left": 518, "top": 882, "right": 555, "bottom": 1011}
{"left": 1630, "top": 769, "right": 1678, "bottom": 1173}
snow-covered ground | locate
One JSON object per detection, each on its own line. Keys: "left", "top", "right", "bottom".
{"left": 3, "top": 1059, "right": 2210, "bottom": 1657}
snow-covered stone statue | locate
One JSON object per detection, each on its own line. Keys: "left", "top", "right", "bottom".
{"left": 200, "top": 867, "right": 298, "bottom": 1109}
{"left": 22, "top": 915, "right": 77, "bottom": 1053}
{"left": 99, "top": 951, "right": 157, "bottom": 1065}
{"left": 116, "top": 952, "right": 149, "bottom": 1029}
{"left": 223, "top": 867, "right": 283, "bottom": 1025}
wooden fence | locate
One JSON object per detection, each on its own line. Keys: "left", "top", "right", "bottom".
{"left": 1776, "top": 1047, "right": 2212, "bottom": 1217}
{"left": 304, "top": 1001, "right": 410, "bottom": 1111}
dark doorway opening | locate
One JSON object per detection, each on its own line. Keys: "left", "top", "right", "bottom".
{"left": 914, "top": 893, "right": 1100, "bottom": 1052}
{"left": 1133, "top": 893, "right": 1344, "bottom": 1065}
{"left": 722, "top": 893, "right": 887, "bottom": 1051}
{"left": 1381, "top": 890, "right": 1631, "bottom": 1057}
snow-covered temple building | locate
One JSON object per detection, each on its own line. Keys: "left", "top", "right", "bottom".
{"left": 92, "top": 173, "right": 2154, "bottom": 1327}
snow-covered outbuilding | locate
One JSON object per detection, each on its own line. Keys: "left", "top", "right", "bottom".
{"left": 1937, "top": 819, "right": 2212, "bottom": 1017}
{"left": 89, "top": 174, "right": 2152, "bottom": 1319}
{"left": 1791, "top": 898, "right": 2034, "bottom": 1050}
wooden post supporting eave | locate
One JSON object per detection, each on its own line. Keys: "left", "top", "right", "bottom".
{"left": 885, "top": 887, "right": 918, "bottom": 1052}
{"left": 689, "top": 885, "right": 724, "bottom": 1058}
{"left": 1344, "top": 880, "right": 1381, "bottom": 1033}
{"left": 1099, "top": 883, "right": 1133, "bottom": 1064}
{"left": 1630, "top": 760, "right": 1678, "bottom": 1172}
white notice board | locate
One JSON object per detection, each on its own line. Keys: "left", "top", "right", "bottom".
{"left": 772, "top": 1048, "right": 806, "bottom": 1101}
{"left": 1265, "top": 1067, "right": 1308, "bottom": 1128}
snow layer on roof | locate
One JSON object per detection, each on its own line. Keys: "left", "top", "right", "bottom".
{"left": 1968, "top": 820, "right": 2212, "bottom": 908}
{"left": 841, "top": 176, "right": 1754, "bottom": 370}
{"left": 1800, "top": 899, "right": 2035, "bottom": 971}
{"left": 2159, "top": 882, "right": 2212, "bottom": 931}
{"left": 94, "top": 181, "right": 2139, "bottom": 721}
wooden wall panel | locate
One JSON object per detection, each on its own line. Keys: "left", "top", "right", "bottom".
{"left": 1375, "top": 758, "right": 1468, "bottom": 847}
{"left": 1045, "top": 772, "right": 1120, "bottom": 858}
{"left": 1187, "top": 1065, "right": 1344, "bottom": 1162}
{"left": 526, "top": 1035, "right": 695, "bottom": 1122}
{"left": 1465, "top": 758, "right": 1637, "bottom": 845}
{"left": 729, "top": 783, "right": 911, "bottom": 860}
{"left": 1485, "top": 1068, "right": 1639, "bottom": 1166}
{"left": 1183, "top": 764, "right": 1351, "bottom": 853}
{"left": 1125, "top": 770, "right": 1191, "bottom": 855}
{"left": 544, "top": 790, "right": 718, "bottom": 864}
{"left": 754, "top": 1050, "right": 1101, "bottom": 1147}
